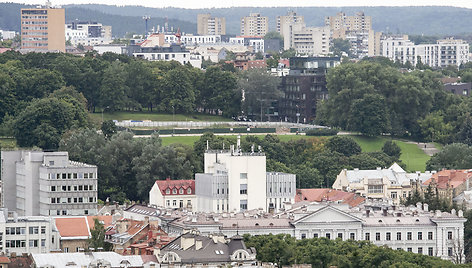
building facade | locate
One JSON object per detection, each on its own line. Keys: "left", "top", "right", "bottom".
{"left": 1, "top": 151, "right": 98, "bottom": 216}
{"left": 277, "top": 11, "right": 305, "bottom": 50}
{"left": 128, "top": 44, "right": 202, "bottom": 68}
{"left": 20, "top": 5, "right": 65, "bottom": 52}
{"left": 291, "top": 26, "right": 330, "bottom": 56}
{"left": 149, "top": 179, "right": 196, "bottom": 211}
{"left": 325, "top": 12, "right": 372, "bottom": 39}
{"left": 381, "top": 37, "right": 469, "bottom": 68}
{"left": 279, "top": 56, "right": 341, "bottom": 123}
{"left": 240, "top": 13, "right": 268, "bottom": 36}
{"left": 197, "top": 14, "right": 226, "bottom": 35}
{"left": 65, "top": 21, "right": 112, "bottom": 46}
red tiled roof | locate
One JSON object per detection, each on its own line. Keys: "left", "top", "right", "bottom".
{"left": 87, "top": 215, "right": 113, "bottom": 230}
{"left": 0, "top": 256, "right": 10, "bottom": 263}
{"left": 0, "top": 48, "right": 12, "bottom": 54}
{"left": 55, "top": 217, "right": 90, "bottom": 237}
{"left": 423, "top": 170, "right": 472, "bottom": 189}
{"left": 295, "top": 188, "right": 365, "bottom": 207}
{"left": 155, "top": 178, "right": 195, "bottom": 196}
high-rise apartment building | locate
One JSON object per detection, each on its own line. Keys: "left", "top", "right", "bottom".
{"left": 20, "top": 5, "right": 65, "bottom": 52}
{"left": 240, "top": 13, "right": 268, "bottom": 36}
{"left": 1, "top": 151, "right": 98, "bottom": 217}
{"left": 277, "top": 11, "right": 305, "bottom": 50}
{"left": 197, "top": 14, "right": 226, "bottom": 35}
{"left": 325, "top": 12, "right": 372, "bottom": 39}
{"left": 65, "top": 21, "right": 113, "bottom": 46}
{"left": 291, "top": 26, "right": 331, "bottom": 56}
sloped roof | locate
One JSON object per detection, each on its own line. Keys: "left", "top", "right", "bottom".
{"left": 55, "top": 217, "right": 90, "bottom": 238}
{"left": 87, "top": 215, "right": 113, "bottom": 230}
{"left": 423, "top": 169, "right": 472, "bottom": 189}
{"left": 155, "top": 178, "right": 195, "bottom": 196}
{"left": 31, "top": 252, "right": 144, "bottom": 267}
{"left": 295, "top": 189, "right": 365, "bottom": 207}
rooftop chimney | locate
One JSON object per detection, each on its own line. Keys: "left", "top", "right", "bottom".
{"left": 366, "top": 209, "right": 370, "bottom": 217}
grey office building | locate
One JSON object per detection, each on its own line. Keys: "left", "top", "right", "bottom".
{"left": 1, "top": 151, "right": 98, "bottom": 216}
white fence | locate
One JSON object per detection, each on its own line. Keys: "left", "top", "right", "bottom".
{"left": 115, "top": 121, "right": 327, "bottom": 129}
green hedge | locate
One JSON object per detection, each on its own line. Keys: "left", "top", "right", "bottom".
{"left": 305, "top": 128, "right": 339, "bottom": 136}
{"left": 128, "top": 127, "right": 277, "bottom": 135}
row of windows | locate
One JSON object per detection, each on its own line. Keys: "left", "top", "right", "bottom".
{"left": 21, "top": 15, "right": 48, "bottom": 19}
{"left": 54, "top": 209, "right": 89, "bottom": 216}
{"left": 365, "top": 231, "right": 437, "bottom": 241}
{"left": 166, "top": 199, "right": 192, "bottom": 207}
{"left": 50, "top": 172, "right": 94, "bottom": 180}
{"left": 51, "top": 185, "right": 94, "bottom": 192}
{"left": 165, "top": 187, "right": 192, "bottom": 195}
{"left": 22, "top": 21, "right": 47, "bottom": 25}
{"left": 6, "top": 226, "right": 46, "bottom": 235}
{"left": 22, "top": 37, "right": 48, "bottom": 41}
{"left": 6, "top": 239, "right": 45, "bottom": 248}
{"left": 50, "top": 197, "right": 95, "bottom": 204}
{"left": 22, "top": 26, "right": 48, "bottom": 30}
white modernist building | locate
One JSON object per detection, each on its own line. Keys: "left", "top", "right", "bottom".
{"left": 164, "top": 34, "right": 221, "bottom": 45}
{"left": 164, "top": 202, "right": 466, "bottom": 263}
{"left": 1, "top": 150, "right": 98, "bottom": 216}
{"left": 65, "top": 21, "right": 112, "bottom": 46}
{"left": 381, "top": 37, "right": 469, "bottom": 68}
{"left": 291, "top": 26, "right": 331, "bottom": 56}
{"left": 195, "top": 137, "right": 296, "bottom": 213}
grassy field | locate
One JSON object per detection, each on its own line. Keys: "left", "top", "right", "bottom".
{"left": 160, "top": 134, "right": 432, "bottom": 172}
{"left": 89, "top": 111, "right": 232, "bottom": 123}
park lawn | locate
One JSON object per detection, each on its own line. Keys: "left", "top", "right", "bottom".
{"left": 89, "top": 111, "right": 232, "bottom": 122}
{"left": 349, "top": 135, "right": 430, "bottom": 172}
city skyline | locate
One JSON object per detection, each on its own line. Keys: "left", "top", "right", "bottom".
{"left": 4, "top": 0, "right": 472, "bottom": 9}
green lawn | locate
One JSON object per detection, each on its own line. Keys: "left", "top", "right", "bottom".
{"left": 89, "top": 111, "right": 232, "bottom": 123}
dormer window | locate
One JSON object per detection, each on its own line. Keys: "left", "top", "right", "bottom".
{"left": 187, "top": 188, "right": 192, "bottom": 194}
{"left": 166, "top": 188, "right": 170, "bottom": 195}
{"left": 179, "top": 188, "right": 184, "bottom": 194}
{"left": 172, "top": 188, "right": 177, "bottom": 194}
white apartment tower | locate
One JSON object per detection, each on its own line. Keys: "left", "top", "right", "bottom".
{"left": 197, "top": 14, "right": 226, "bottom": 35}
{"left": 195, "top": 137, "right": 296, "bottom": 213}
{"left": 277, "top": 11, "right": 305, "bottom": 50}
{"left": 240, "top": 13, "right": 268, "bottom": 36}
{"left": 1, "top": 151, "right": 98, "bottom": 216}
{"left": 291, "top": 26, "right": 331, "bottom": 56}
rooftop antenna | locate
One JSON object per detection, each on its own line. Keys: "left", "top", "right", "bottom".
{"left": 206, "top": 140, "right": 209, "bottom": 150}
{"left": 142, "top": 16, "right": 151, "bottom": 38}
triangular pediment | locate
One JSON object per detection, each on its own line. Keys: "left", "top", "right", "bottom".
{"left": 293, "top": 206, "right": 362, "bottom": 224}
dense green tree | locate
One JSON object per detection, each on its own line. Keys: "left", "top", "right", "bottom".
{"left": 382, "top": 141, "right": 402, "bottom": 160}
{"left": 426, "top": 143, "right": 472, "bottom": 170}
{"left": 418, "top": 111, "right": 453, "bottom": 143}
{"left": 330, "top": 38, "right": 351, "bottom": 57}
{"left": 264, "top": 31, "right": 284, "bottom": 48}
{"left": 157, "top": 66, "right": 196, "bottom": 113}
{"left": 87, "top": 218, "right": 113, "bottom": 251}
{"left": 326, "top": 136, "right": 361, "bottom": 157}
{"left": 99, "top": 61, "right": 129, "bottom": 111}
{"left": 349, "top": 94, "right": 388, "bottom": 136}
{"left": 101, "top": 120, "right": 117, "bottom": 139}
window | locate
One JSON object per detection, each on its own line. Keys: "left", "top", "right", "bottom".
{"left": 397, "top": 232, "right": 402, "bottom": 240}
{"left": 64, "top": 247, "right": 69, "bottom": 253}
{"left": 78, "top": 197, "right": 83, "bottom": 203}
{"left": 428, "top": 232, "right": 433, "bottom": 240}
{"left": 418, "top": 247, "right": 423, "bottom": 254}
{"left": 314, "top": 233, "right": 318, "bottom": 238}
{"left": 365, "top": 233, "right": 370, "bottom": 241}
{"left": 448, "top": 247, "right": 453, "bottom": 256}
{"left": 29, "top": 227, "right": 39, "bottom": 234}
{"left": 391, "top": 192, "right": 397, "bottom": 199}
{"left": 29, "top": 240, "right": 38, "bottom": 247}
{"left": 326, "top": 233, "right": 331, "bottom": 239}
{"left": 84, "top": 173, "right": 88, "bottom": 179}
{"left": 386, "top": 232, "right": 391, "bottom": 241}
{"left": 62, "top": 210, "right": 67, "bottom": 215}
{"left": 179, "top": 188, "right": 183, "bottom": 194}
{"left": 187, "top": 200, "right": 191, "bottom": 206}
{"left": 187, "top": 188, "right": 192, "bottom": 194}
{"left": 350, "top": 233, "right": 355, "bottom": 240}
{"left": 240, "top": 184, "right": 248, "bottom": 195}
{"left": 418, "top": 232, "right": 422, "bottom": 240}
{"left": 428, "top": 247, "right": 434, "bottom": 256}
{"left": 78, "top": 185, "right": 83, "bottom": 191}
{"left": 240, "top": 173, "right": 248, "bottom": 179}
{"left": 240, "top": 200, "right": 248, "bottom": 211}
{"left": 166, "top": 200, "right": 170, "bottom": 206}
{"left": 62, "top": 173, "right": 67, "bottom": 179}
{"left": 41, "top": 227, "right": 46, "bottom": 234}
{"left": 49, "top": 161, "right": 54, "bottom": 166}
{"left": 375, "top": 232, "right": 380, "bottom": 241}
{"left": 407, "top": 247, "right": 412, "bottom": 252}
{"left": 448, "top": 231, "right": 453, "bottom": 240}
{"left": 172, "top": 188, "right": 177, "bottom": 194}
{"left": 179, "top": 200, "right": 183, "bottom": 208}
{"left": 338, "top": 233, "right": 343, "bottom": 239}
{"left": 51, "top": 186, "right": 56, "bottom": 192}
{"left": 84, "top": 210, "right": 89, "bottom": 215}
{"left": 368, "top": 185, "right": 383, "bottom": 193}
{"left": 89, "top": 197, "right": 94, "bottom": 203}
{"left": 407, "top": 232, "right": 412, "bottom": 240}
{"left": 41, "top": 239, "right": 45, "bottom": 247}
{"left": 301, "top": 233, "right": 306, "bottom": 239}
{"left": 84, "top": 185, "right": 88, "bottom": 191}
{"left": 172, "top": 200, "right": 176, "bottom": 206}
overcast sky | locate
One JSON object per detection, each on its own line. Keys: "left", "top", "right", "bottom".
{"left": 7, "top": 0, "right": 472, "bottom": 9}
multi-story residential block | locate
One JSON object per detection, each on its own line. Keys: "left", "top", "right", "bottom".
{"left": 65, "top": 21, "right": 112, "bottom": 46}
{"left": 0, "top": 208, "right": 60, "bottom": 255}
{"left": 240, "top": 13, "right": 268, "bottom": 36}
{"left": 229, "top": 36, "right": 265, "bottom": 53}
{"left": 127, "top": 44, "right": 202, "bottom": 68}
{"left": 164, "top": 202, "right": 466, "bottom": 262}
{"left": 279, "top": 56, "right": 341, "bottom": 123}
{"left": 0, "top": 30, "right": 16, "bottom": 40}
{"left": 325, "top": 12, "right": 372, "bottom": 39}
{"left": 149, "top": 179, "right": 195, "bottom": 211}
{"left": 197, "top": 14, "right": 226, "bottom": 35}
{"left": 277, "top": 11, "right": 305, "bottom": 50}
{"left": 164, "top": 34, "right": 221, "bottom": 45}
{"left": 332, "top": 163, "right": 433, "bottom": 204}
{"left": 444, "top": 82, "right": 472, "bottom": 96}
{"left": 381, "top": 36, "right": 469, "bottom": 68}
{"left": 20, "top": 5, "right": 65, "bottom": 52}
{"left": 195, "top": 137, "right": 296, "bottom": 213}
{"left": 1, "top": 151, "right": 98, "bottom": 216}
{"left": 291, "top": 26, "right": 330, "bottom": 56}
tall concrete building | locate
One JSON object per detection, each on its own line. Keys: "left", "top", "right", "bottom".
{"left": 20, "top": 5, "right": 65, "bottom": 52}
{"left": 240, "top": 13, "right": 268, "bottom": 36}
{"left": 291, "top": 26, "right": 331, "bottom": 56}
{"left": 197, "top": 14, "right": 226, "bottom": 35}
{"left": 325, "top": 11, "right": 372, "bottom": 39}
{"left": 1, "top": 151, "right": 98, "bottom": 217}
{"left": 65, "top": 21, "right": 113, "bottom": 46}
{"left": 277, "top": 11, "right": 305, "bottom": 50}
